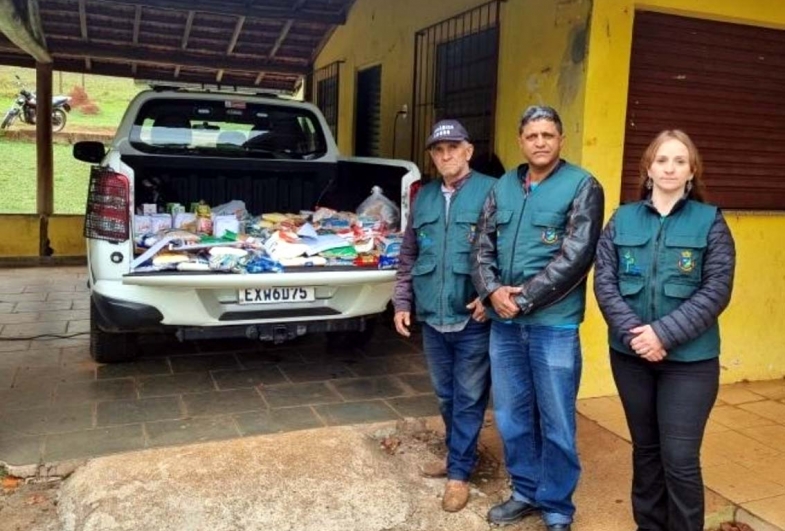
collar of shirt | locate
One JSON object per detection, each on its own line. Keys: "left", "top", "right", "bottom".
{"left": 441, "top": 170, "right": 473, "bottom": 195}
{"left": 517, "top": 159, "right": 565, "bottom": 194}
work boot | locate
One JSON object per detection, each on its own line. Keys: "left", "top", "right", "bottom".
{"left": 442, "top": 479, "right": 470, "bottom": 512}
{"left": 419, "top": 458, "right": 447, "bottom": 478}
{"left": 487, "top": 497, "right": 537, "bottom": 524}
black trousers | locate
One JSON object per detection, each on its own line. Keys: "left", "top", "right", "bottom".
{"left": 610, "top": 350, "right": 719, "bottom": 531}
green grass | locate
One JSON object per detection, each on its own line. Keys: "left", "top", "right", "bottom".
{"left": 0, "top": 65, "right": 143, "bottom": 129}
{"left": 0, "top": 66, "right": 143, "bottom": 214}
{"left": 0, "top": 138, "right": 91, "bottom": 214}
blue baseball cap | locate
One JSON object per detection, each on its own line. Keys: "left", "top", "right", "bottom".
{"left": 425, "top": 119, "right": 470, "bottom": 148}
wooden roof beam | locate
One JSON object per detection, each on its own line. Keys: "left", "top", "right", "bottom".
{"left": 87, "top": 0, "right": 347, "bottom": 25}
{"left": 181, "top": 10, "right": 194, "bottom": 49}
{"left": 131, "top": 4, "right": 141, "bottom": 74}
{"left": 269, "top": 19, "right": 292, "bottom": 59}
{"left": 0, "top": 0, "right": 51, "bottom": 62}
{"left": 51, "top": 40, "right": 310, "bottom": 75}
{"left": 226, "top": 15, "right": 244, "bottom": 54}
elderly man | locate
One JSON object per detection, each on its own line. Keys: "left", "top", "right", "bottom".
{"left": 471, "top": 106, "right": 605, "bottom": 530}
{"left": 393, "top": 119, "right": 495, "bottom": 512}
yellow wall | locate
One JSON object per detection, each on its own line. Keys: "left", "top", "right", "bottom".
{"left": 0, "top": 214, "right": 85, "bottom": 257}
{"left": 317, "top": 0, "right": 591, "bottom": 165}
{"left": 581, "top": 0, "right": 785, "bottom": 393}
{"left": 495, "top": 0, "right": 591, "bottom": 167}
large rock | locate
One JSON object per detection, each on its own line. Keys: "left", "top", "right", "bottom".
{"left": 57, "top": 424, "right": 493, "bottom": 531}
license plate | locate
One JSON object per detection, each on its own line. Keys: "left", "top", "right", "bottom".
{"left": 238, "top": 287, "right": 315, "bottom": 304}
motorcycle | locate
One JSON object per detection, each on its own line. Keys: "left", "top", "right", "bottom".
{"left": 1, "top": 74, "right": 72, "bottom": 133}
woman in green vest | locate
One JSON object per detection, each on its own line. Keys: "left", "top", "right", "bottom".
{"left": 594, "top": 130, "right": 736, "bottom": 531}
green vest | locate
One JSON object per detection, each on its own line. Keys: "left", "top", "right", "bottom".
{"left": 411, "top": 172, "right": 495, "bottom": 327}
{"left": 492, "top": 162, "right": 591, "bottom": 325}
{"left": 611, "top": 200, "right": 720, "bottom": 362}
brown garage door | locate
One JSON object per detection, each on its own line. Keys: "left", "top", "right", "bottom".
{"left": 622, "top": 11, "right": 785, "bottom": 210}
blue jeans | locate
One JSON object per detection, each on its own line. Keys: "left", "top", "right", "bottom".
{"left": 421, "top": 319, "right": 491, "bottom": 481}
{"left": 490, "top": 321, "right": 582, "bottom": 526}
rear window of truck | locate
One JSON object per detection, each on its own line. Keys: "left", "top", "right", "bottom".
{"left": 128, "top": 98, "right": 328, "bottom": 160}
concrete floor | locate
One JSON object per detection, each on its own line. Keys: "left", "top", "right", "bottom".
{"left": 1, "top": 265, "right": 784, "bottom": 530}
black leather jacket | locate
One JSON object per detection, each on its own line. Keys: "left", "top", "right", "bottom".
{"left": 471, "top": 163, "right": 605, "bottom": 314}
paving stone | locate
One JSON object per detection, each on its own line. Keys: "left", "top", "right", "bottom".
{"left": 60, "top": 345, "right": 92, "bottom": 365}
{"left": 0, "top": 340, "right": 32, "bottom": 353}
{"left": 29, "top": 337, "right": 88, "bottom": 350}
{"left": 12, "top": 365, "right": 95, "bottom": 388}
{"left": 0, "top": 347, "right": 60, "bottom": 368}
{"left": 24, "top": 284, "right": 76, "bottom": 294}
{"left": 356, "top": 339, "right": 422, "bottom": 358}
{"left": 0, "top": 386, "right": 54, "bottom": 411}
{"left": 97, "top": 359, "right": 172, "bottom": 379}
{"left": 44, "top": 424, "right": 145, "bottom": 462}
{"left": 71, "top": 299, "right": 90, "bottom": 310}
{"left": 278, "top": 362, "right": 354, "bottom": 383}
{"left": 0, "top": 312, "right": 40, "bottom": 324}
{"left": 169, "top": 353, "right": 241, "bottom": 373}
{"left": 182, "top": 389, "right": 266, "bottom": 417}
{"left": 347, "top": 355, "right": 428, "bottom": 377}
{"left": 14, "top": 300, "right": 72, "bottom": 313}
{"left": 330, "top": 376, "right": 409, "bottom": 401}
{"left": 2, "top": 292, "right": 49, "bottom": 303}
{"left": 0, "top": 285, "right": 24, "bottom": 294}
{"left": 138, "top": 372, "right": 216, "bottom": 397}
{"left": 0, "top": 367, "right": 15, "bottom": 388}
{"left": 0, "top": 403, "right": 94, "bottom": 439}
{"left": 397, "top": 373, "right": 434, "bottom": 394}
{"left": 66, "top": 320, "right": 90, "bottom": 334}
{"left": 236, "top": 349, "right": 298, "bottom": 368}
{"left": 55, "top": 379, "right": 137, "bottom": 405}
{"left": 314, "top": 400, "right": 401, "bottom": 426}
{"left": 0, "top": 321, "right": 68, "bottom": 339}
{"left": 0, "top": 435, "right": 43, "bottom": 466}
{"left": 97, "top": 397, "right": 183, "bottom": 426}
{"left": 0, "top": 303, "right": 13, "bottom": 313}
{"left": 145, "top": 416, "right": 239, "bottom": 447}
{"left": 385, "top": 395, "right": 440, "bottom": 418}
{"left": 261, "top": 382, "right": 343, "bottom": 409}
{"left": 46, "top": 292, "right": 90, "bottom": 301}
{"left": 211, "top": 367, "right": 286, "bottom": 389}
{"left": 234, "top": 407, "right": 324, "bottom": 436}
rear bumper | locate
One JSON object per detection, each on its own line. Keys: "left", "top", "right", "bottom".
{"left": 92, "top": 290, "right": 163, "bottom": 332}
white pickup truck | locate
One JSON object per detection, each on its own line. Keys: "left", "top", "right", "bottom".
{"left": 73, "top": 88, "right": 420, "bottom": 363}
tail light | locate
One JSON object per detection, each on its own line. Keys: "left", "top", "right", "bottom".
{"left": 84, "top": 168, "right": 130, "bottom": 242}
{"left": 408, "top": 179, "right": 422, "bottom": 209}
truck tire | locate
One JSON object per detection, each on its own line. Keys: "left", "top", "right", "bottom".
{"left": 52, "top": 109, "right": 67, "bottom": 133}
{"left": 90, "top": 299, "right": 139, "bottom": 363}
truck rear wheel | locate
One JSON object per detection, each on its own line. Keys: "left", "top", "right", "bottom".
{"left": 90, "top": 299, "right": 139, "bottom": 363}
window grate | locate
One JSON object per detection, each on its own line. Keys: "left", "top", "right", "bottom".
{"left": 312, "top": 61, "right": 341, "bottom": 142}
{"left": 411, "top": 1, "right": 501, "bottom": 179}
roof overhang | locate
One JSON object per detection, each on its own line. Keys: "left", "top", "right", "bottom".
{"left": 0, "top": 0, "right": 354, "bottom": 92}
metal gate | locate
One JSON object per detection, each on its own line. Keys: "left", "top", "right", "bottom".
{"left": 411, "top": 1, "right": 501, "bottom": 178}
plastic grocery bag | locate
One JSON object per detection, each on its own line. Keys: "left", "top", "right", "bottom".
{"left": 356, "top": 186, "right": 400, "bottom": 230}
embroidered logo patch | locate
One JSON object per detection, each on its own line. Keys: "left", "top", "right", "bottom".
{"left": 678, "top": 250, "right": 695, "bottom": 273}
{"left": 622, "top": 250, "right": 642, "bottom": 276}
{"left": 467, "top": 224, "right": 476, "bottom": 243}
{"left": 541, "top": 227, "right": 558, "bottom": 244}
{"left": 417, "top": 230, "right": 433, "bottom": 248}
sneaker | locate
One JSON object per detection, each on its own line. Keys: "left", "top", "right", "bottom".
{"left": 442, "top": 480, "right": 470, "bottom": 512}
{"left": 487, "top": 496, "right": 537, "bottom": 524}
{"left": 419, "top": 458, "right": 448, "bottom": 478}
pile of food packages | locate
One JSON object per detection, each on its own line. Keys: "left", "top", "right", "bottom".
{"left": 131, "top": 189, "right": 403, "bottom": 274}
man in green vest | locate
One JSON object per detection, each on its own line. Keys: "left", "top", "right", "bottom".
{"left": 471, "top": 106, "right": 605, "bottom": 531}
{"left": 393, "top": 119, "right": 496, "bottom": 513}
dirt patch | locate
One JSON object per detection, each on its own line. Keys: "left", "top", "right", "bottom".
{"left": 0, "top": 470, "right": 60, "bottom": 531}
